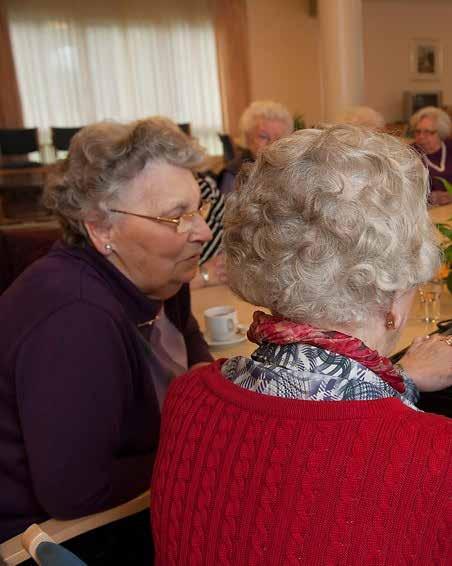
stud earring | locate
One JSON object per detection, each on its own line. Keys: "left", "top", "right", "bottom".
{"left": 105, "top": 243, "right": 113, "bottom": 252}
{"left": 385, "top": 312, "right": 395, "bottom": 329}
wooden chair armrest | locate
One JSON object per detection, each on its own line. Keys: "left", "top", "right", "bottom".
{"left": 1, "top": 491, "right": 149, "bottom": 565}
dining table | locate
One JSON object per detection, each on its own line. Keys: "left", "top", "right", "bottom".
{"left": 191, "top": 203, "right": 452, "bottom": 361}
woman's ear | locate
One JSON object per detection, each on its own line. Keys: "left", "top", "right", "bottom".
{"left": 391, "top": 289, "right": 417, "bottom": 331}
{"left": 84, "top": 220, "right": 114, "bottom": 257}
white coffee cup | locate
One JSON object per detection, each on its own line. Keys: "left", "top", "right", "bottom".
{"left": 204, "top": 305, "right": 238, "bottom": 342}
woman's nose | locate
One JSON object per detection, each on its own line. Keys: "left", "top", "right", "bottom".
{"left": 189, "top": 214, "right": 213, "bottom": 243}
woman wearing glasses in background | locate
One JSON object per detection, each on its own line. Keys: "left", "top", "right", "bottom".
{"left": 411, "top": 106, "right": 452, "bottom": 205}
{"left": 0, "top": 117, "right": 213, "bottom": 563}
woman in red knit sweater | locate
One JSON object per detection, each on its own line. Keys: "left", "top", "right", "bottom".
{"left": 151, "top": 125, "right": 452, "bottom": 565}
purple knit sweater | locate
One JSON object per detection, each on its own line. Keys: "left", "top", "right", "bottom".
{"left": 0, "top": 241, "right": 212, "bottom": 542}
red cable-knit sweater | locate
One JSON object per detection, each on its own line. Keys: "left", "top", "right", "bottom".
{"left": 151, "top": 360, "right": 451, "bottom": 565}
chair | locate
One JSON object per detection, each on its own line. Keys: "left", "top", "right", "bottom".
{"left": 51, "top": 127, "right": 81, "bottom": 155}
{"left": 0, "top": 129, "right": 41, "bottom": 169}
{"left": 0, "top": 491, "right": 149, "bottom": 565}
{"left": 218, "top": 133, "right": 236, "bottom": 162}
{"left": 177, "top": 123, "right": 191, "bottom": 136}
{"left": 0, "top": 224, "right": 61, "bottom": 294}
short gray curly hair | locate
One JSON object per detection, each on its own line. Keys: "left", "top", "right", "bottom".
{"left": 223, "top": 125, "right": 440, "bottom": 326}
{"left": 239, "top": 100, "right": 294, "bottom": 137}
{"left": 44, "top": 117, "right": 204, "bottom": 245}
{"left": 335, "top": 106, "right": 385, "bottom": 130}
{"left": 410, "top": 106, "right": 451, "bottom": 139}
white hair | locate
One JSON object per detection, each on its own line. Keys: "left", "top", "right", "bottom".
{"left": 335, "top": 106, "right": 386, "bottom": 130}
{"left": 44, "top": 117, "right": 204, "bottom": 245}
{"left": 223, "top": 125, "right": 440, "bottom": 327}
{"left": 410, "top": 106, "right": 451, "bottom": 139}
{"left": 239, "top": 100, "right": 294, "bottom": 137}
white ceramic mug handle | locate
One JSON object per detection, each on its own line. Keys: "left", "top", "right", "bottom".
{"left": 227, "top": 319, "right": 234, "bottom": 332}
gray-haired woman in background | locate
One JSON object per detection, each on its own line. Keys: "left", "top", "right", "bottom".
{"left": 152, "top": 125, "right": 451, "bottom": 565}
{"left": 220, "top": 100, "right": 294, "bottom": 194}
{"left": 411, "top": 105, "right": 452, "bottom": 205}
{"left": 0, "top": 117, "right": 213, "bottom": 562}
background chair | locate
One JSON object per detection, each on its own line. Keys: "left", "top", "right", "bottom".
{"left": 0, "top": 129, "right": 40, "bottom": 169}
{"left": 0, "top": 224, "right": 61, "bottom": 294}
{"left": 0, "top": 491, "right": 149, "bottom": 565}
{"left": 177, "top": 122, "right": 191, "bottom": 136}
{"left": 51, "top": 127, "right": 81, "bottom": 156}
{"left": 217, "top": 133, "right": 236, "bottom": 162}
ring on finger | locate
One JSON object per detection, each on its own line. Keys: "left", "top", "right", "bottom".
{"left": 441, "top": 336, "right": 452, "bottom": 346}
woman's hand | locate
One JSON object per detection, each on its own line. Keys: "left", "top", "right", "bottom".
{"left": 399, "top": 334, "right": 452, "bottom": 392}
{"left": 191, "top": 253, "right": 228, "bottom": 289}
{"left": 429, "top": 191, "right": 452, "bottom": 206}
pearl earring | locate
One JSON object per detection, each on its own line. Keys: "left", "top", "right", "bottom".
{"left": 385, "top": 312, "right": 395, "bottom": 329}
{"left": 105, "top": 243, "right": 113, "bottom": 252}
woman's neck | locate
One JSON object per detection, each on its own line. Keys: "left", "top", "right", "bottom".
{"left": 321, "top": 321, "right": 394, "bottom": 357}
{"left": 425, "top": 140, "right": 443, "bottom": 155}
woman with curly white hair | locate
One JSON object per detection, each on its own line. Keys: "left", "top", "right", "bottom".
{"left": 411, "top": 105, "right": 452, "bottom": 205}
{"left": 152, "top": 125, "right": 451, "bottom": 565}
{"left": 220, "top": 99, "right": 294, "bottom": 194}
{"left": 336, "top": 105, "right": 385, "bottom": 130}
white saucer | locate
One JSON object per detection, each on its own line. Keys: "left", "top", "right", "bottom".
{"left": 206, "top": 324, "right": 247, "bottom": 347}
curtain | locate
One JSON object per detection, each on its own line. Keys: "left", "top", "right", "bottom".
{"left": 212, "top": 0, "right": 250, "bottom": 138}
{"left": 0, "top": 0, "right": 23, "bottom": 127}
{"left": 5, "top": 0, "right": 223, "bottom": 154}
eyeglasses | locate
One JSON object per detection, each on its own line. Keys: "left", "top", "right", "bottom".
{"left": 414, "top": 129, "right": 438, "bottom": 136}
{"left": 109, "top": 200, "right": 211, "bottom": 234}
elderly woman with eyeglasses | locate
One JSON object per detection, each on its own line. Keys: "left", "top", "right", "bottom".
{"left": 0, "top": 118, "right": 213, "bottom": 559}
{"left": 220, "top": 100, "right": 294, "bottom": 194}
{"left": 152, "top": 125, "right": 452, "bottom": 565}
{"left": 411, "top": 106, "right": 452, "bottom": 205}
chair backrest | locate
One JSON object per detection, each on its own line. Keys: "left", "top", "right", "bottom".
{"left": 51, "top": 128, "right": 82, "bottom": 152}
{"left": 0, "top": 224, "right": 61, "bottom": 294}
{"left": 21, "top": 525, "right": 87, "bottom": 565}
{"left": 218, "top": 133, "right": 236, "bottom": 162}
{"left": 0, "top": 491, "right": 149, "bottom": 565}
{"left": 177, "top": 123, "right": 191, "bottom": 136}
{"left": 0, "top": 129, "right": 39, "bottom": 156}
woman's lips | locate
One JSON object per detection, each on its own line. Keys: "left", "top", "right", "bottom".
{"left": 182, "top": 253, "right": 201, "bottom": 263}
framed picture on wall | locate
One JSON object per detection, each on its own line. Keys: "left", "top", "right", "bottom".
{"left": 410, "top": 39, "right": 443, "bottom": 80}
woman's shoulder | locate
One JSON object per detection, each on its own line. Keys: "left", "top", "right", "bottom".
{"left": 405, "top": 407, "right": 452, "bottom": 431}
{"left": 0, "top": 244, "right": 134, "bottom": 350}
{"left": 162, "top": 360, "right": 225, "bottom": 406}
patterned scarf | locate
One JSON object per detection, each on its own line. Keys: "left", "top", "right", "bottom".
{"left": 221, "top": 311, "right": 419, "bottom": 409}
{"left": 248, "top": 311, "right": 405, "bottom": 392}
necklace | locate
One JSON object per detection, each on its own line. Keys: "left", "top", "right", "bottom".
{"left": 423, "top": 141, "right": 446, "bottom": 172}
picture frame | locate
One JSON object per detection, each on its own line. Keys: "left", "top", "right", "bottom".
{"left": 410, "top": 39, "right": 442, "bottom": 81}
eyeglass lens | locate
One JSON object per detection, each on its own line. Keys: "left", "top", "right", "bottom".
{"left": 177, "top": 201, "right": 211, "bottom": 234}
{"left": 414, "top": 129, "right": 437, "bottom": 135}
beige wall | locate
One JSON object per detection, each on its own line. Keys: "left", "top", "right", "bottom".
{"left": 363, "top": 0, "right": 452, "bottom": 123}
{"left": 245, "top": 0, "right": 322, "bottom": 127}
{"left": 245, "top": 0, "right": 452, "bottom": 127}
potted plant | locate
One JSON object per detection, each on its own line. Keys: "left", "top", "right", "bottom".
{"left": 434, "top": 177, "right": 452, "bottom": 292}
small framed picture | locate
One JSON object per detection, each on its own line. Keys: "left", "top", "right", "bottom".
{"left": 410, "top": 39, "right": 442, "bottom": 80}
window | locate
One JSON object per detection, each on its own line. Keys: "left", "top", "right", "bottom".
{"left": 6, "top": 0, "right": 223, "bottom": 154}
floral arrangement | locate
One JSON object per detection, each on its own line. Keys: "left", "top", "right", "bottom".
{"left": 434, "top": 177, "right": 452, "bottom": 292}
{"left": 293, "top": 114, "right": 305, "bottom": 131}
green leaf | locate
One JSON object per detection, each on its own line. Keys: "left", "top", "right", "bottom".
{"left": 434, "top": 177, "right": 452, "bottom": 194}
{"left": 443, "top": 245, "right": 452, "bottom": 263}
{"left": 436, "top": 223, "right": 452, "bottom": 240}
{"left": 293, "top": 114, "right": 305, "bottom": 131}
{"left": 447, "top": 271, "right": 452, "bottom": 293}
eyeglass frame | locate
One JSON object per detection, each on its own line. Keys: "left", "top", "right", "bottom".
{"left": 109, "top": 199, "right": 211, "bottom": 233}
{"left": 414, "top": 128, "right": 438, "bottom": 136}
